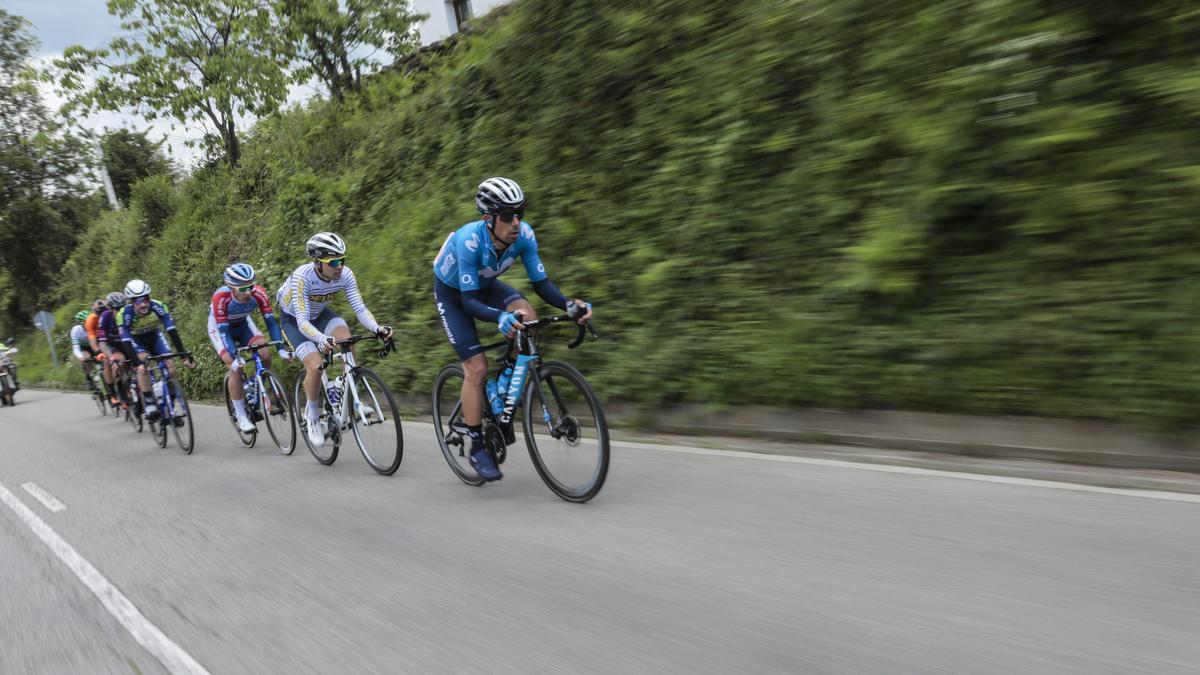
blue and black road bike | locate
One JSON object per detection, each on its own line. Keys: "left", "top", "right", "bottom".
{"left": 145, "top": 351, "right": 195, "bottom": 453}
{"left": 224, "top": 340, "right": 296, "bottom": 454}
{"left": 432, "top": 314, "right": 609, "bottom": 503}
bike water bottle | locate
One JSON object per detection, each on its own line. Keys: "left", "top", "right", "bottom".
{"left": 327, "top": 375, "right": 341, "bottom": 407}
{"left": 486, "top": 378, "right": 503, "bottom": 416}
{"left": 152, "top": 379, "right": 163, "bottom": 404}
{"left": 245, "top": 377, "right": 258, "bottom": 406}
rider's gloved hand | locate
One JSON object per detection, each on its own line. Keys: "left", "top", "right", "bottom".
{"left": 229, "top": 356, "right": 245, "bottom": 373}
{"left": 320, "top": 336, "right": 337, "bottom": 353}
{"left": 498, "top": 311, "right": 524, "bottom": 338}
{"left": 277, "top": 348, "right": 292, "bottom": 362}
{"left": 375, "top": 325, "right": 394, "bottom": 341}
{"left": 566, "top": 299, "right": 593, "bottom": 323}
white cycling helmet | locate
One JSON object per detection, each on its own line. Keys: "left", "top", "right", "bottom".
{"left": 224, "top": 262, "right": 256, "bottom": 286}
{"left": 306, "top": 232, "right": 346, "bottom": 259}
{"left": 124, "top": 279, "right": 151, "bottom": 299}
{"left": 475, "top": 177, "right": 526, "bottom": 214}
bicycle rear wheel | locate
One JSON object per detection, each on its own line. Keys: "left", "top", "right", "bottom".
{"left": 431, "top": 364, "right": 484, "bottom": 486}
{"left": 260, "top": 370, "right": 295, "bottom": 455}
{"left": 166, "top": 379, "right": 194, "bottom": 453}
{"left": 295, "top": 373, "right": 338, "bottom": 465}
{"left": 349, "top": 367, "right": 403, "bottom": 475}
{"left": 224, "top": 372, "right": 256, "bottom": 447}
{"left": 523, "top": 360, "right": 609, "bottom": 503}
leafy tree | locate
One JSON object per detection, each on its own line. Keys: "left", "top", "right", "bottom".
{"left": 0, "top": 10, "right": 99, "bottom": 326}
{"left": 274, "top": 0, "right": 420, "bottom": 102}
{"left": 99, "top": 128, "right": 174, "bottom": 206}
{"left": 53, "top": 0, "right": 291, "bottom": 165}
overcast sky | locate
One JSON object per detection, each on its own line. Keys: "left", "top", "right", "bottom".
{"left": 8, "top": 0, "right": 320, "bottom": 171}
{"left": 7, "top": 0, "right": 123, "bottom": 54}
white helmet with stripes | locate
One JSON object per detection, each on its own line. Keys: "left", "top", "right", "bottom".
{"left": 476, "top": 177, "right": 526, "bottom": 214}
{"left": 306, "top": 232, "right": 347, "bottom": 259}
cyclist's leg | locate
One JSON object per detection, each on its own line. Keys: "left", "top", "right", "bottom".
{"left": 151, "top": 332, "right": 177, "bottom": 380}
{"left": 80, "top": 356, "right": 95, "bottom": 390}
{"left": 108, "top": 350, "right": 129, "bottom": 404}
{"left": 100, "top": 352, "right": 117, "bottom": 399}
{"left": 280, "top": 310, "right": 327, "bottom": 412}
{"left": 209, "top": 313, "right": 242, "bottom": 399}
{"left": 435, "top": 280, "right": 487, "bottom": 426}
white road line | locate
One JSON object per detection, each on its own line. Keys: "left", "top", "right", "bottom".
{"left": 615, "top": 441, "right": 1200, "bottom": 504}
{"left": 21, "top": 482, "right": 66, "bottom": 513}
{"left": 0, "top": 481, "right": 212, "bottom": 675}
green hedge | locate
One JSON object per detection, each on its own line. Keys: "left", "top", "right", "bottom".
{"left": 30, "top": 0, "right": 1200, "bottom": 428}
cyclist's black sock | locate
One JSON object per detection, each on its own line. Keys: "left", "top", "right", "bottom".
{"left": 467, "top": 424, "right": 483, "bottom": 451}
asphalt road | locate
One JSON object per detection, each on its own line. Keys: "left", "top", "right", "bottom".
{"left": 2, "top": 389, "right": 1199, "bottom": 674}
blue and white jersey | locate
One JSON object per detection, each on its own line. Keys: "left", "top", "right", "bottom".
{"left": 433, "top": 220, "right": 548, "bottom": 291}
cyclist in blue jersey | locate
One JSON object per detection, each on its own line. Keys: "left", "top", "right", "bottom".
{"left": 432, "top": 177, "right": 593, "bottom": 481}
{"left": 117, "top": 279, "right": 196, "bottom": 421}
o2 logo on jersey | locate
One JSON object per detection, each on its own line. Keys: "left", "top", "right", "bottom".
{"left": 461, "top": 274, "right": 473, "bottom": 286}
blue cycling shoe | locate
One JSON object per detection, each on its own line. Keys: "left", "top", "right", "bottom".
{"left": 469, "top": 448, "right": 503, "bottom": 482}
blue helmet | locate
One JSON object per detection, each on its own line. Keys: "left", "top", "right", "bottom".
{"left": 224, "top": 262, "right": 256, "bottom": 287}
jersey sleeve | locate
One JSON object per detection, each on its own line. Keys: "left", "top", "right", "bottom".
{"left": 253, "top": 286, "right": 284, "bottom": 344}
{"left": 342, "top": 269, "right": 380, "bottom": 333}
{"left": 454, "top": 231, "right": 484, "bottom": 292}
{"left": 154, "top": 301, "right": 178, "bottom": 332}
{"left": 70, "top": 326, "right": 86, "bottom": 358}
{"left": 290, "top": 273, "right": 324, "bottom": 341}
{"left": 212, "top": 291, "right": 230, "bottom": 325}
{"left": 518, "top": 224, "right": 549, "bottom": 283}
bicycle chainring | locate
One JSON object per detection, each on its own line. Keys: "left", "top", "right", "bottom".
{"left": 484, "top": 424, "right": 507, "bottom": 464}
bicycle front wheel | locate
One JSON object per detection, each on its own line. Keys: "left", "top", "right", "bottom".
{"left": 260, "top": 370, "right": 296, "bottom": 455}
{"left": 431, "top": 364, "right": 484, "bottom": 486}
{"left": 170, "top": 379, "right": 195, "bottom": 454}
{"left": 349, "top": 367, "right": 403, "bottom": 475}
{"left": 523, "top": 360, "right": 610, "bottom": 503}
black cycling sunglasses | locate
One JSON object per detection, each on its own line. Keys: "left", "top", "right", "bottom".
{"left": 493, "top": 211, "right": 523, "bottom": 222}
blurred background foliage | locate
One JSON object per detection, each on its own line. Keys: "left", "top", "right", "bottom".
{"left": 11, "top": 0, "right": 1200, "bottom": 427}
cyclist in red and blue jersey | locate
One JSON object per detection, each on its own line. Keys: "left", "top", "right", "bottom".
{"left": 96, "top": 291, "right": 128, "bottom": 407}
{"left": 117, "top": 279, "right": 195, "bottom": 421}
{"left": 432, "top": 177, "right": 593, "bottom": 481}
{"left": 209, "top": 262, "right": 287, "bottom": 434}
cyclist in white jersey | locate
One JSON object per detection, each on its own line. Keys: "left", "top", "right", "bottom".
{"left": 276, "top": 232, "right": 394, "bottom": 448}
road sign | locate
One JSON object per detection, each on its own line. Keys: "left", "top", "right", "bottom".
{"left": 32, "top": 310, "right": 57, "bottom": 365}
{"left": 33, "top": 311, "right": 55, "bottom": 331}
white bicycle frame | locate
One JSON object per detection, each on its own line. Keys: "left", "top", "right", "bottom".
{"left": 322, "top": 349, "right": 382, "bottom": 430}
